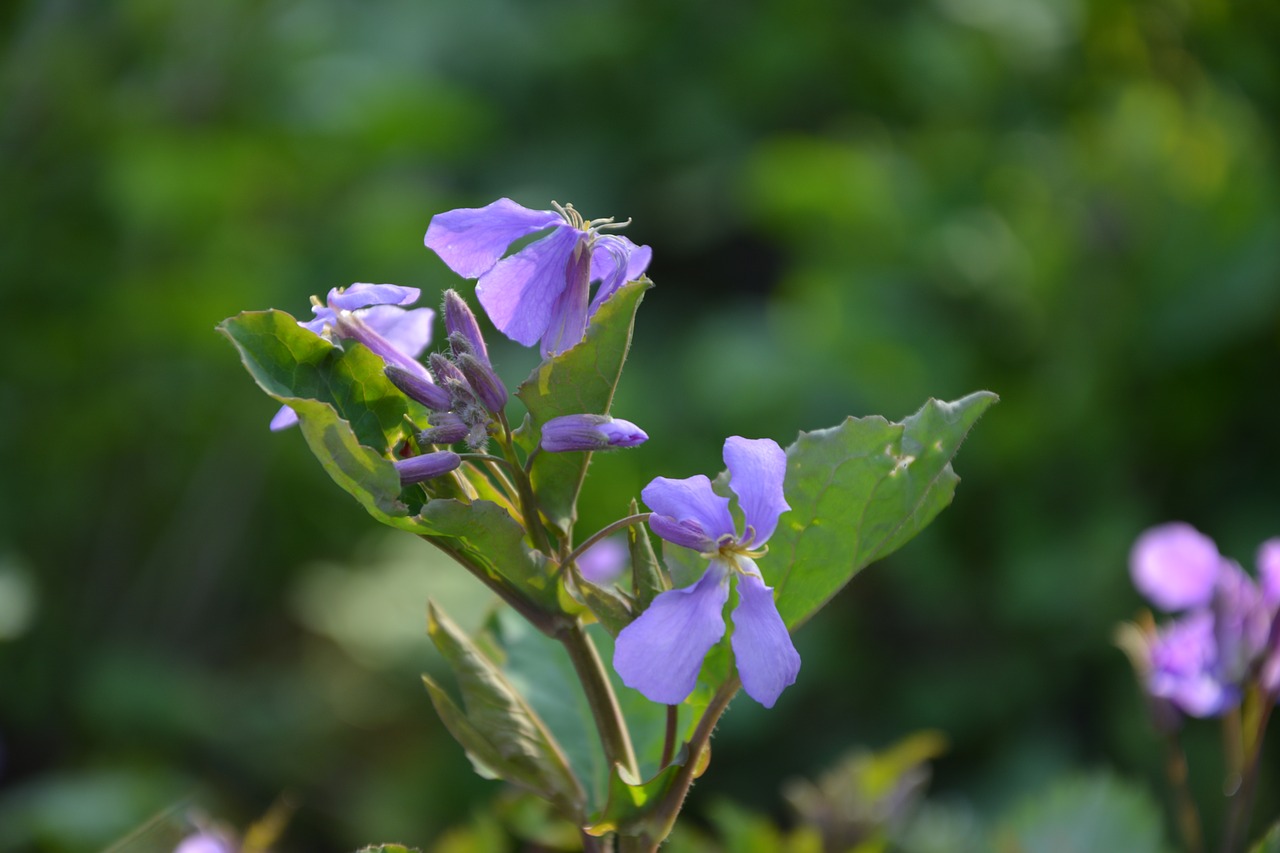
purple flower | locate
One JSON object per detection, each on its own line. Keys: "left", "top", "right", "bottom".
{"left": 540, "top": 414, "right": 648, "bottom": 452}
{"left": 577, "top": 536, "right": 628, "bottom": 585}
{"left": 1129, "top": 522, "right": 1222, "bottom": 612}
{"left": 1148, "top": 610, "right": 1238, "bottom": 717}
{"left": 173, "top": 833, "right": 235, "bottom": 853}
{"left": 271, "top": 283, "right": 435, "bottom": 431}
{"left": 395, "top": 450, "right": 462, "bottom": 485}
{"left": 613, "top": 437, "right": 800, "bottom": 708}
{"left": 425, "top": 198, "right": 652, "bottom": 357}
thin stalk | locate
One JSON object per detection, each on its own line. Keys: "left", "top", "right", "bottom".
{"left": 1222, "top": 695, "right": 1274, "bottom": 853}
{"left": 1162, "top": 733, "right": 1203, "bottom": 853}
{"left": 660, "top": 705, "right": 678, "bottom": 769}
{"left": 493, "top": 414, "right": 554, "bottom": 556}
{"left": 557, "top": 620, "right": 639, "bottom": 781}
{"left": 564, "top": 513, "right": 653, "bottom": 571}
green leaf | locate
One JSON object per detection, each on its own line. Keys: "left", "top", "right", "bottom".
{"left": 567, "top": 568, "right": 634, "bottom": 637}
{"left": 1251, "top": 822, "right": 1280, "bottom": 853}
{"left": 586, "top": 761, "right": 685, "bottom": 838}
{"left": 425, "top": 603, "right": 586, "bottom": 820}
{"left": 628, "top": 498, "right": 666, "bottom": 610}
{"left": 764, "top": 392, "right": 997, "bottom": 628}
{"left": 515, "top": 279, "right": 651, "bottom": 533}
{"left": 992, "top": 771, "right": 1170, "bottom": 853}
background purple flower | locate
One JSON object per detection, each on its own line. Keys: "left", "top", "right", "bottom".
{"left": 577, "top": 537, "right": 628, "bottom": 585}
{"left": 424, "top": 198, "right": 651, "bottom": 356}
{"left": 1129, "top": 522, "right": 1222, "bottom": 612}
{"left": 613, "top": 436, "right": 799, "bottom": 708}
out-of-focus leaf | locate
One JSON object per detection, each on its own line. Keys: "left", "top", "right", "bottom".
{"left": 516, "top": 280, "right": 651, "bottom": 533}
{"left": 568, "top": 568, "right": 634, "bottom": 637}
{"left": 1250, "top": 822, "right": 1280, "bottom": 853}
{"left": 992, "top": 771, "right": 1170, "bottom": 853}
{"left": 424, "top": 604, "right": 586, "bottom": 821}
{"left": 765, "top": 392, "right": 997, "bottom": 628}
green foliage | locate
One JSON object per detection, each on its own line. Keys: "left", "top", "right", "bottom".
{"left": 1251, "top": 822, "right": 1280, "bottom": 853}
{"left": 766, "top": 392, "right": 997, "bottom": 628}
{"left": 992, "top": 772, "right": 1170, "bottom": 853}
{"left": 515, "top": 279, "right": 651, "bottom": 533}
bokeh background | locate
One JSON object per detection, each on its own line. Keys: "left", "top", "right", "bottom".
{"left": 3, "top": 0, "right": 1279, "bottom": 849}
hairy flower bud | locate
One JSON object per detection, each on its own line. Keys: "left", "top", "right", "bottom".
{"left": 395, "top": 450, "right": 462, "bottom": 485}
{"left": 444, "top": 289, "right": 489, "bottom": 365}
{"left": 419, "top": 412, "right": 469, "bottom": 445}
{"left": 541, "top": 414, "right": 648, "bottom": 452}
{"left": 458, "top": 353, "right": 508, "bottom": 414}
{"left": 385, "top": 364, "right": 451, "bottom": 411}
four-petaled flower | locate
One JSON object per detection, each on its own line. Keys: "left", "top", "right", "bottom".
{"left": 613, "top": 437, "right": 800, "bottom": 708}
{"left": 271, "top": 283, "right": 434, "bottom": 431}
{"left": 424, "top": 198, "right": 651, "bottom": 357}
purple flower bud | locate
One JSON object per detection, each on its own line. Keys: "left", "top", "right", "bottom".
{"left": 541, "top": 414, "right": 648, "bottom": 453}
{"left": 395, "top": 451, "right": 462, "bottom": 485}
{"left": 419, "top": 412, "right": 469, "bottom": 445}
{"left": 458, "top": 353, "right": 508, "bottom": 414}
{"left": 444, "top": 289, "right": 490, "bottom": 365}
{"left": 385, "top": 365, "right": 451, "bottom": 411}
{"left": 429, "top": 353, "right": 473, "bottom": 399}
{"left": 1130, "top": 522, "right": 1222, "bottom": 612}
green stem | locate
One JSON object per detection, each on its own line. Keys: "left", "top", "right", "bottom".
{"left": 557, "top": 620, "right": 639, "bottom": 781}
{"left": 420, "top": 535, "right": 557, "bottom": 636}
{"left": 660, "top": 705, "right": 678, "bottom": 769}
{"left": 1222, "top": 694, "right": 1273, "bottom": 853}
{"left": 493, "top": 414, "right": 555, "bottom": 556}
{"left": 1162, "top": 733, "right": 1202, "bottom": 853}
{"left": 563, "top": 513, "right": 653, "bottom": 571}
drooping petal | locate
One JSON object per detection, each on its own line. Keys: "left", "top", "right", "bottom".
{"left": 540, "top": 239, "right": 593, "bottom": 356}
{"left": 588, "top": 235, "right": 652, "bottom": 316}
{"left": 1130, "top": 522, "right": 1222, "bottom": 612}
{"left": 328, "top": 282, "right": 421, "bottom": 310}
{"left": 723, "top": 437, "right": 790, "bottom": 546}
{"left": 476, "top": 225, "right": 580, "bottom": 347}
{"left": 730, "top": 564, "right": 800, "bottom": 708}
{"left": 1258, "top": 538, "right": 1280, "bottom": 608}
{"left": 358, "top": 305, "right": 435, "bottom": 360}
{"left": 335, "top": 310, "right": 432, "bottom": 382}
{"left": 425, "top": 198, "right": 563, "bottom": 279}
{"left": 642, "top": 474, "right": 735, "bottom": 551}
{"left": 269, "top": 405, "right": 299, "bottom": 431}
{"left": 613, "top": 561, "right": 730, "bottom": 705}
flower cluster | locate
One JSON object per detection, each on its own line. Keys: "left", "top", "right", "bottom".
{"left": 1128, "top": 522, "right": 1280, "bottom": 717}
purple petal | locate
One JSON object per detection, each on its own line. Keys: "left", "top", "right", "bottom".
{"left": 1130, "top": 523, "right": 1222, "bottom": 612}
{"left": 301, "top": 305, "right": 335, "bottom": 336}
{"left": 426, "top": 198, "right": 563, "bottom": 279}
{"left": 577, "top": 537, "right": 628, "bottom": 585}
{"left": 476, "top": 225, "right": 580, "bottom": 347}
{"left": 642, "top": 474, "right": 736, "bottom": 551}
{"left": 335, "top": 311, "right": 433, "bottom": 382}
{"left": 730, "top": 565, "right": 800, "bottom": 707}
{"left": 723, "top": 437, "right": 790, "bottom": 546}
{"left": 269, "top": 405, "right": 298, "bottom": 431}
{"left": 613, "top": 561, "right": 730, "bottom": 704}
{"left": 588, "top": 236, "right": 652, "bottom": 315}
{"left": 174, "top": 834, "right": 235, "bottom": 853}
{"left": 1212, "top": 561, "right": 1270, "bottom": 680}
{"left": 1148, "top": 610, "right": 1237, "bottom": 717}
{"left": 358, "top": 305, "right": 434, "bottom": 360}
{"left": 327, "top": 282, "right": 421, "bottom": 310}
{"left": 1258, "top": 538, "right": 1280, "bottom": 608}
{"left": 541, "top": 240, "right": 593, "bottom": 356}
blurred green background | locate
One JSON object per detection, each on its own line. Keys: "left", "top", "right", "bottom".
{"left": 3, "top": 0, "right": 1279, "bottom": 849}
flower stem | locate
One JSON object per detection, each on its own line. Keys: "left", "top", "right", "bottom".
{"left": 1221, "top": 693, "right": 1274, "bottom": 853}
{"left": 660, "top": 705, "right": 678, "bottom": 769}
{"left": 563, "top": 513, "right": 653, "bottom": 571}
{"left": 493, "top": 413, "right": 555, "bottom": 556}
{"left": 557, "top": 620, "right": 639, "bottom": 781}
{"left": 1162, "top": 733, "right": 1203, "bottom": 853}
{"left": 421, "top": 535, "right": 557, "bottom": 636}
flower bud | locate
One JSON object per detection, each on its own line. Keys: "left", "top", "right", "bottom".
{"left": 458, "top": 353, "right": 508, "bottom": 414}
{"left": 541, "top": 414, "right": 648, "bottom": 453}
{"left": 385, "top": 365, "right": 451, "bottom": 411}
{"left": 429, "top": 352, "right": 472, "bottom": 395}
{"left": 443, "top": 289, "right": 489, "bottom": 365}
{"left": 395, "top": 450, "right": 462, "bottom": 485}
{"left": 419, "top": 412, "right": 469, "bottom": 445}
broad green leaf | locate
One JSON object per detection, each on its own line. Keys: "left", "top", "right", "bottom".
{"left": 516, "top": 280, "right": 651, "bottom": 533}
{"left": 764, "top": 392, "right": 996, "bottom": 628}
{"left": 425, "top": 603, "right": 586, "bottom": 820}
{"left": 992, "top": 771, "right": 1170, "bottom": 853}
{"left": 219, "top": 309, "right": 414, "bottom": 452}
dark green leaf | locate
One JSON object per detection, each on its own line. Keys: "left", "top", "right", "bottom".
{"left": 568, "top": 568, "right": 634, "bottom": 637}
{"left": 764, "top": 392, "right": 997, "bottom": 628}
{"left": 515, "top": 280, "right": 651, "bottom": 533}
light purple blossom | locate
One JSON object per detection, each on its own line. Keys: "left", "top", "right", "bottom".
{"left": 271, "top": 283, "right": 435, "bottom": 431}
{"left": 1148, "top": 610, "right": 1238, "bottom": 717}
{"left": 425, "top": 198, "right": 651, "bottom": 357}
{"left": 173, "top": 833, "right": 235, "bottom": 853}
{"left": 540, "top": 414, "right": 648, "bottom": 453}
{"left": 1129, "top": 522, "right": 1221, "bottom": 612}
{"left": 577, "top": 536, "right": 628, "bottom": 585}
{"left": 613, "top": 437, "right": 800, "bottom": 708}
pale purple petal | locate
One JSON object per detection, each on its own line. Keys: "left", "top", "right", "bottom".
{"left": 1258, "top": 538, "right": 1280, "bottom": 607}
{"left": 723, "top": 437, "right": 790, "bottom": 546}
{"left": 174, "top": 833, "right": 234, "bottom": 853}
{"left": 588, "top": 236, "right": 652, "bottom": 315}
{"left": 578, "top": 537, "right": 628, "bottom": 585}
{"left": 269, "top": 405, "right": 298, "bottom": 431}
{"left": 1148, "top": 610, "right": 1237, "bottom": 717}
{"left": 359, "top": 305, "right": 434, "bottom": 359}
{"left": 613, "top": 561, "right": 730, "bottom": 704}
{"left": 1130, "top": 523, "right": 1222, "bottom": 612}
{"left": 426, "top": 198, "right": 563, "bottom": 279}
{"left": 335, "top": 312, "right": 432, "bottom": 382}
{"left": 1212, "top": 561, "right": 1270, "bottom": 680}
{"left": 730, "top": 565, "right": 800, "bottom": 708}
{"left": 642, "top": 474, "right": 735, "bottom": 551}
{"left": 541, "top": 240, "right": 593, "bottom": 356}
{"left": 300, "top": 306, "right": 334, "bottom": 336}
{"left": 328, "top": 282, "right": 420, "bottom": 310}
{"left": 476, "top": 225, "right": 580, "bottom": 347}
